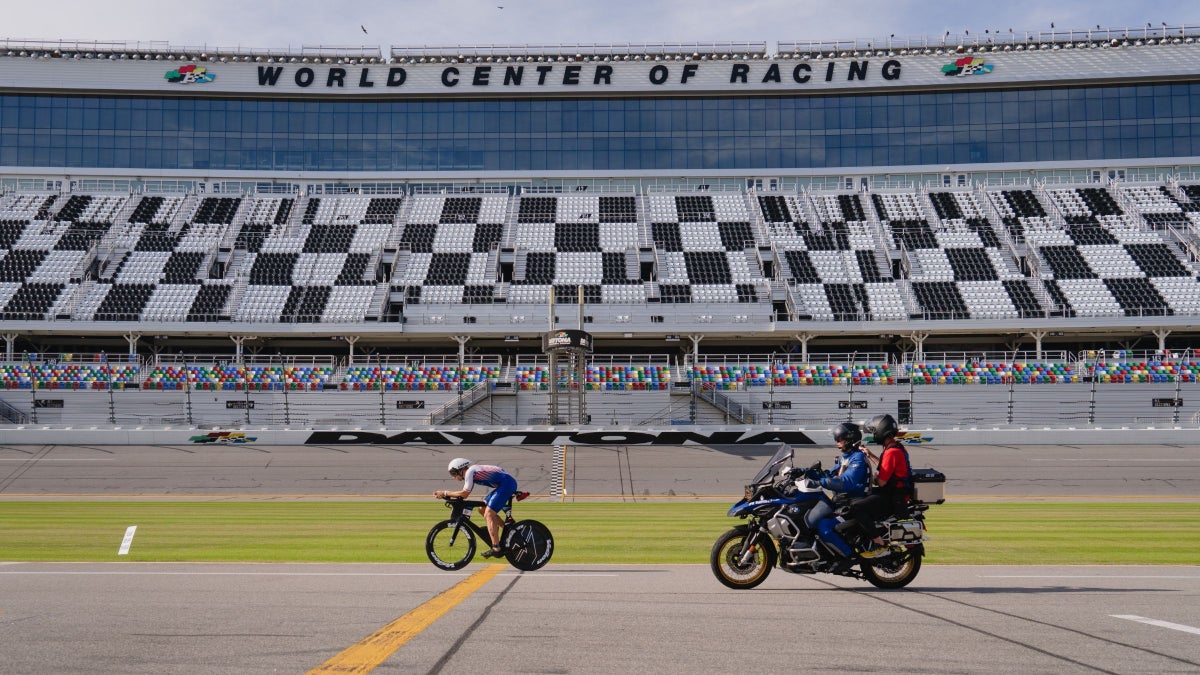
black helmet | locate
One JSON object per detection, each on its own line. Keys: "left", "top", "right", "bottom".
{"left": 864, "top": 414, "right": 899, "bottom": 443}
{"left": 832, "top": 422, "right": 862, "bottom": 446}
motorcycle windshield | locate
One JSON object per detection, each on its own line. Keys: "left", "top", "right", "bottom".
{"left": 749, "top": 444, "right": 794, "bottom": 485}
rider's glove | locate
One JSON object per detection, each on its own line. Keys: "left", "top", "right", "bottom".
{"left": 804, "top": 468, "right": 822, "bottom": 481}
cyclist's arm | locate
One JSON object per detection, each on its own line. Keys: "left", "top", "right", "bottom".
{"left": 435, "top": 468, "right": 477, "bottom": 499}
{"left": 434, "top": 485, "right": 473, "bottom": 499}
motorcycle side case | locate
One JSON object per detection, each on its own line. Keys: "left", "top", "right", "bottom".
{"left": 911, "top": 468, "right": 946, "bottom": 504}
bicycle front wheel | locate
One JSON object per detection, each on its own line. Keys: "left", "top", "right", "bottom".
{"left": 426, "top": 519, "right": 477, "bottom": 571}
{"left": 503, "top": 519, "right": 554, "bottom": 571}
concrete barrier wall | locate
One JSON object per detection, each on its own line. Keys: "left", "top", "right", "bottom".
{"left": 0, "top": 424, "right": 1194, "bottom": 446}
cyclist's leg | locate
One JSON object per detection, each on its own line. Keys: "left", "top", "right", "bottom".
{"left": 482, "top": 476, "right": 518, "bottom": 552}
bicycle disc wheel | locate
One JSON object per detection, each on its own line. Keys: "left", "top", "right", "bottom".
{"left": 502, "top": 519, "right": 554, "bottom": 571}
{"left": 426, "top": 519, "right": 476, "bottom": 571}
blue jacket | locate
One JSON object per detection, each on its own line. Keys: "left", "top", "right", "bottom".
{"left": 819, "top": 448, "right": 870, "bottom": 498}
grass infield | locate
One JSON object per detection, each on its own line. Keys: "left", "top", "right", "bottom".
{"left": 0, "top": 501, "right": 1197, "bottom": 565}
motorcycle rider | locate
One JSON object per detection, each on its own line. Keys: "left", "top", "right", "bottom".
{"left": 841, "top": 413, "right": 913, "bottom": 557}
{"left": 801, "top": 421, "right": 871, "bottom": 559}
{"left": 435, "top": 458, "right": 520, "bottom": 559}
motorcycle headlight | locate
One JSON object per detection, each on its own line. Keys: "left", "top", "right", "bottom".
{"left": 744, "top": 485, "right": 755, "bottom": 501}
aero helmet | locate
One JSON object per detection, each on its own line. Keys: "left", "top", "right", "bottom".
{"left": 832, "top": 421, "right": 862, "bottom": 446}
{"left": 448, "top": 457, "right": 472, "bottom": 475}
{"left": 864, "top": 414, "right": 899, "bottom": 443}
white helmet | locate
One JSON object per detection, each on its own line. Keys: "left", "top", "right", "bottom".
{"left": 448, "top": 457, "right": 471, "bottom": 475}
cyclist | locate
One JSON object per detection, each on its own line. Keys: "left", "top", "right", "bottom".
{"left": 435, "top": 458, "right": 520, "bottom": 558}
{"left": 802, "top": 422, "right": 871, "bottom": 559}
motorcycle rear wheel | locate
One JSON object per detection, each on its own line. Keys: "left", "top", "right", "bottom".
{"left": 426, "top": 519, "right": 477, "bottom": 571}
{"left": 861, "top": 544, "right": 923, "bottom": 589}
{"left": 710, "top": 525, "right": 777, "bottom": 590}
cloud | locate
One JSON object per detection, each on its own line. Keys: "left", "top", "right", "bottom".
{"left": 1, "top": 0, "right": 1198, "bottom": 49}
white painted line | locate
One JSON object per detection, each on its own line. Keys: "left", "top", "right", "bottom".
{"left": 1029, "top": 458, "right": 1200, "bottom": 462}
{"left": 117, "top": 526, "right": 137, "bottom": 555}
{"left": 1112, "top": 615, "right": 1200, "bottom": 636}
{"left": 985, "top": 574, "right": 1200, "bottom": 578}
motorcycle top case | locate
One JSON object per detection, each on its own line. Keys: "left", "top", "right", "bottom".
{"left": 911, "top": 468, "right": 946, "bottom": 504}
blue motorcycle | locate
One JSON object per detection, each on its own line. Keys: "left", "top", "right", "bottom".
{"left": 710, "top": 444, "right": 941, "bottom": 590}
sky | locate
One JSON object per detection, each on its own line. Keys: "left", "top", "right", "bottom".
{"left": 2, "top": 0, "right": 1200, "bottom": 53}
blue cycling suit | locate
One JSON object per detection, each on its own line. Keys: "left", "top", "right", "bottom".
{"left": 461, "top": 464, "right": 518, "bottom": 512}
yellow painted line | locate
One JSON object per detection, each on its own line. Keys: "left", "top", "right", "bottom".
{"left": 308, "top": 563, "right": 505, "bottom": 675}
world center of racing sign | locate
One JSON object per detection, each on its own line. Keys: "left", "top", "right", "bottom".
{"left": 5, "top": 45, "right": 1197, "bottom": 98}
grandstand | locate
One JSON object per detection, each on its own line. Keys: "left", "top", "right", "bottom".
{"left": 2, "top": 25, "right": 1200, "bottom": 433}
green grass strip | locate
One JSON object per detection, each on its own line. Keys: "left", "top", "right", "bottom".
{"left": 1, "top": 502, "right": 1197, "bottom": 565}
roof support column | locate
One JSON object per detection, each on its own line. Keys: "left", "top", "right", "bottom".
{"left": 1152, "top": 329, "right": 1171, "bottom": 353}
{"left": 231, "top": 335, "right": 256, "bottom": 364}
{"left": 1028, "top": 330, "right": 1047, "bottom": 361}
{"left": 794, "top": 332, "right": 814, "bottom": 362}
{"left": 687, "top": 334, "right": 704, "bottom": 364}
{"left": 124, "top": 332, "right": 140, "bottom": 359}
{"left": 908, "top": 332, "right": 929, "bottom": 362}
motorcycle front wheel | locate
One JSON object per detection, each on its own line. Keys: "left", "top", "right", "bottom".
{"left": 861, "top": 544, "right": 923, "bottom": 589}
{"left": 710, "top": 525, "right": 777, "bottom": 590}
{"left": 426, "top": 519, "right": 477, "bottom": 571}
{"left": 502, "top": 519, "right": 554, "bottom": 571}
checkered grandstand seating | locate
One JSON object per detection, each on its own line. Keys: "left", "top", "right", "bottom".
{"left": 397, "top": 193, "right": 508, "bottom": 305}
{"left": 0, "top": 182, "right": 1199, "bottom": 328}
{"left": 1026, "top": 186, "right": 1200, "bottom": 317}
{"left": 772, "top": 191, "right": 902, "bottom": 321}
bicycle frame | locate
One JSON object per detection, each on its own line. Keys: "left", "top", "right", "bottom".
{"left": 441, "top": 494, "right": 521, "bottom": 548}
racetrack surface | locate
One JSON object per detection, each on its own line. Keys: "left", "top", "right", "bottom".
{"left": 2, "top": 442, "right": 1199, "bottom": 500}
{"left": 0, "top": 563, "right": 1198, "bottom": 674}
{"left": 2, "top": 442, "right": 1198, "bottom": 673}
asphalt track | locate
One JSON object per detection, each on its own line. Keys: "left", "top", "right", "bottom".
{"left": 1, "top": 442, "right": 1199, "bottom": 673}
{"left": 1, "top": 442, "right": 1199, "bottom": 499}
{"left": 0, "top": 563, "right": 1198, "bottom": 673}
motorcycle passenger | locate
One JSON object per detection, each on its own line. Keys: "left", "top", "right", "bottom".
{"left": 802, "top": 422, "right": 871, "bottom": 559}
{"left": 843, "top": 414, "right": 912, "bottom": 557}
{"left": 435, "top": 458, "right": 519, "bottom": 559}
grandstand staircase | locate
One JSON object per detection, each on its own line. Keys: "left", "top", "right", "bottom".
{"left": 624, "top": 248, "right": 640, "bottom": 280}
{"left": 0, "top": 396, "right": 27, "bottom": 424}
{"left": 365, "top": 281, "right": 390, "bottom": 321}
{"left": 99, "top": 249, "right": 128, "bottom": 280}
{"left": 56, "top": 279, "right": 92, "bottom": 320}
{"left": 1164, "top": 223, "right": 1200, "bottom": 263}
{"left": 675, "top": 381, "right": 756, "bottom": 424}
{"left": 425, "top": 382, "right": 492, "bottom": 425}
{"left": 513, "top": 251, "right": 527, "bottom": 283}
